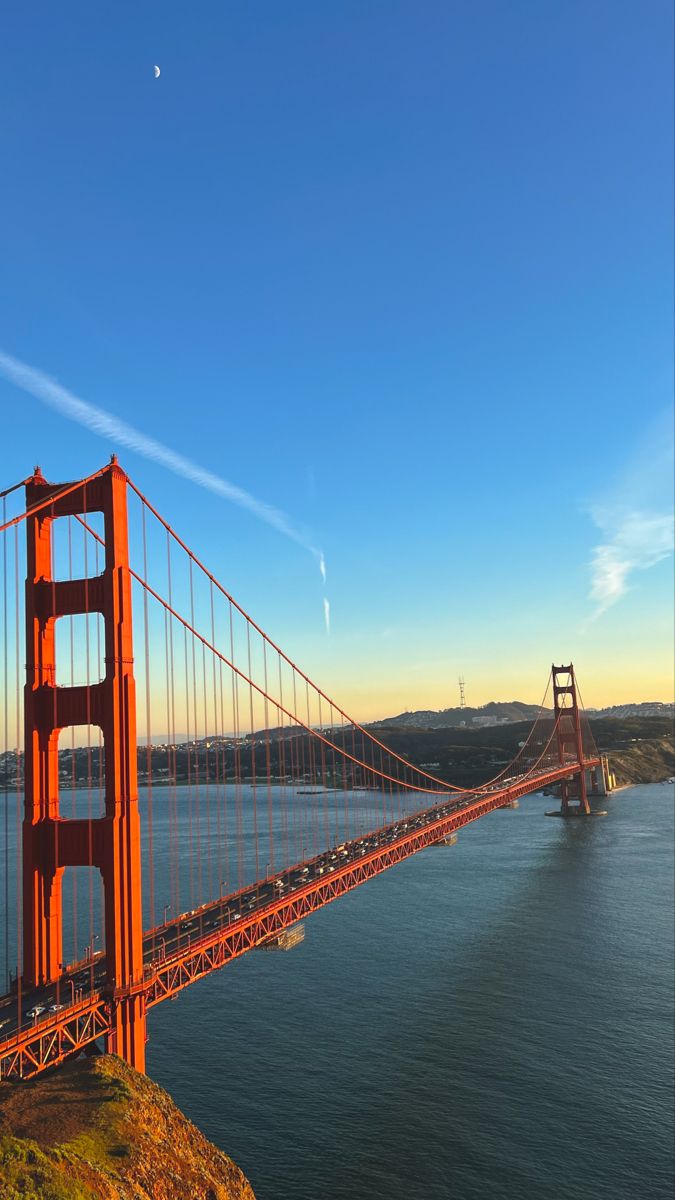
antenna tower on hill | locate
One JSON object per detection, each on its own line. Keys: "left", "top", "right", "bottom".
{"left": 458, "top": 675, "right": 466, "bottom": 709}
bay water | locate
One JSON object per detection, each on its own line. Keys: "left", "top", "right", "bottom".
{"left": 143, "top": 784, "right": 674, "bottom": 1200}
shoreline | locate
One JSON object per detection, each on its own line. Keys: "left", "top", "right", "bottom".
{"left": 4, "top": 775, "right": 673, "bottom": 794}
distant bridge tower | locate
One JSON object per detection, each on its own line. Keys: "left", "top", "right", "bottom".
{"left": 458, "top": 676, "right": 466, "bottom": 710}
{"left": 552, "top": 663, "right": 590, "bottom": 816}
{"left": 23, "top": 460, "right": 146, "bottom": 1070}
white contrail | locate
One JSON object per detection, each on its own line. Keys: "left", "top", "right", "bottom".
{"left": 323, "top": 596, "right": 331, "bottom": 635}
{"left": 0, "top": 346, "right": 328, "bottom": 581}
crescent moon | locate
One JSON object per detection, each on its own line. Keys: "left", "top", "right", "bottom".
{"left": 154, "top": 65, "right": 161, "bottom": 79}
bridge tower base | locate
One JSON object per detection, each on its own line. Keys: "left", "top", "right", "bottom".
{"left": 552, "top": 663, "right": 591, "bottom": 817}
{"left": 23, "top": 460, "right": 146, "bottom": 1071}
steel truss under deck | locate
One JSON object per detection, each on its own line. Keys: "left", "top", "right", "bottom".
{"left": 0, "top": 758, "right": 598, "bottom": 1080}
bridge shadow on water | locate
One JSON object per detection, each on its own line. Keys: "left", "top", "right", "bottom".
{"left": 143, "top": 787, "right": 674, "bottom": 1200}
{"left": 325, "top": 790, "right": 671, "bottom": 1200}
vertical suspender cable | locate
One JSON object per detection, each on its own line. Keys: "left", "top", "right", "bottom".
{"left": 210, "top": 581, "right": 222, "bottom": 899}
{"left": 287, "top": 719, "right": 297, "bottom": 861}
{"left": 328, "top": 703, "right": 338, "bottom": 845}
{"left": 277, "top": 654, "right": 290, "bottom": 868}
{"left": 246, "top": 625, "right": 260, "bottom": 881}
{"left": 306, "top": 680, "right": 318, "bottom": 854}
{"left": 2, "top": 496, "right": 8, "bottom": 993}
{"left": 262, "top": 641, "right": 273, "bottom": 877}
{"left": 166, "top": 532, "right": 179, "bottom": 921}
{"left": 142, "top": 505, "right": 155, "bottom": 953}
{"left": 317, "top": 694, "right": 329, "bottom": 850}
{"left": 217, "top": 655, "right": 228, "bottom": 897}
{"left": 14, "top": 526, "right": 22, "bottom": 1030}
{"left": 183, "top": 623, "right": 193, "bottom": 910}
{"left": 95, "top": 534, "right": 105, "bottom": 950}
{"left": 341, "top": 712, "right": 350, "bottom": 844}
{"left": 202, "top": 639, "right": 213, "bottom": 902}
{"left": 229, "top": 602, "right": 243, "bottom": 891}
{"left": 68, "top": 520, "right": 78, "bottom": 961}
{"left": 49, "top": 505, "right": 61, "bottom": 1004}
{"left": 83, "top": 485, "right": 95, "bottom": 993}
{"left": 163, "top": 606, "right": 173, "bottom": 922}
{"left": 189, "top": 560, "right": 202, "bottom": 906}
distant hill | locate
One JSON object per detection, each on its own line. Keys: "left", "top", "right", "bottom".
{"left": 375, "top": 699, "right": 674, "bottom": 729}
{"left": 364, "top": 715, "right": 674, "bottom": 787}
{"left": 589, "top": 702, "right": 674, "bottom": 720}
{"left": 375, "top": 701, "right": 544, "bottom": 729}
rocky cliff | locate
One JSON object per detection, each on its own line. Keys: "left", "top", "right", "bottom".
{"left": 0, "top": 1053, "right": 256, "bottom": 1200}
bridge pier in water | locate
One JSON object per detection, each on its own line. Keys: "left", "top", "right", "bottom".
{"left": 22, "top": 460, "right": 146, "bottom": 1071}
{"left": 588, "top": 756, "right": 615, "bottom": 795}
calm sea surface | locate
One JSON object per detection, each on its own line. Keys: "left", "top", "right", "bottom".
{"left": 144, "top": 784, "right": 674, "bottom": 1200}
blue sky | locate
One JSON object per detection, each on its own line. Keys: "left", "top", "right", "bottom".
{"left": 1, "top": 1, "right": 673, "bottom": 717}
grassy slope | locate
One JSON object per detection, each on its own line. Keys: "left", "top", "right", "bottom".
{"left": 0, "top": 1054, "right": 256, "bottom": 1200}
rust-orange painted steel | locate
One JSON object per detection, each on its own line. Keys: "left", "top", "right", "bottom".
{"left": 125, "top": 478, "right": 467, "bottom": 795}
{"left": 0, "top": 995, "right": 109, "bottom": 1080}
{"left": 1, "top": 757, "right": 598, "bottom": 1081}
{"left": 2, "top": 460, "right": 601, "bottom": 1084}
{"left": 145, "top": 758, "right": 599, "bottom": 1005}
{"left": 22, "top": 460, "right": 146, "bottom": 1070}
{"left": 552, "top": 663, "right": 590, "bottom": 815}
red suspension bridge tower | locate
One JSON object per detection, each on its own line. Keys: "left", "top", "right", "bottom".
{"left": 22, "top": 459, "right": 146, "bottom": 1070}
{"left": 552, "top": 663, "right": 590, "bottom": 816}
{"left": 0, "top": 455, "right": 602, "bottom": 1084}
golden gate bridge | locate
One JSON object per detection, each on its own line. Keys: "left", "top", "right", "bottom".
{"left": 0, "top": 459, "right": 605, "bottom": 1080}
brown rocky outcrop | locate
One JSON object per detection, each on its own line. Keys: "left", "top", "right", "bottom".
{"left": 0, "top": 1053, "right": 256, "bottom": 1200}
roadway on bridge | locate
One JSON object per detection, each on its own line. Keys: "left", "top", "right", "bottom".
{"left": 0, "top": 777, "right": 522, "bottom": 1041}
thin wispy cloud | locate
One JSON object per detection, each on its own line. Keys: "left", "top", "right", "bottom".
{"left": 323, "top": 596, "right": 331, "bottom": 634}
{"left": 587, "top": 410, "right": 674, "bottom": 619}
{"left": 0, "top": 348, "right": 330, "bottom": 620}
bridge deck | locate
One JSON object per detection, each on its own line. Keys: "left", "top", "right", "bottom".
{"left": 0, "top": 760, "right": 599, "bottom": 1080}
